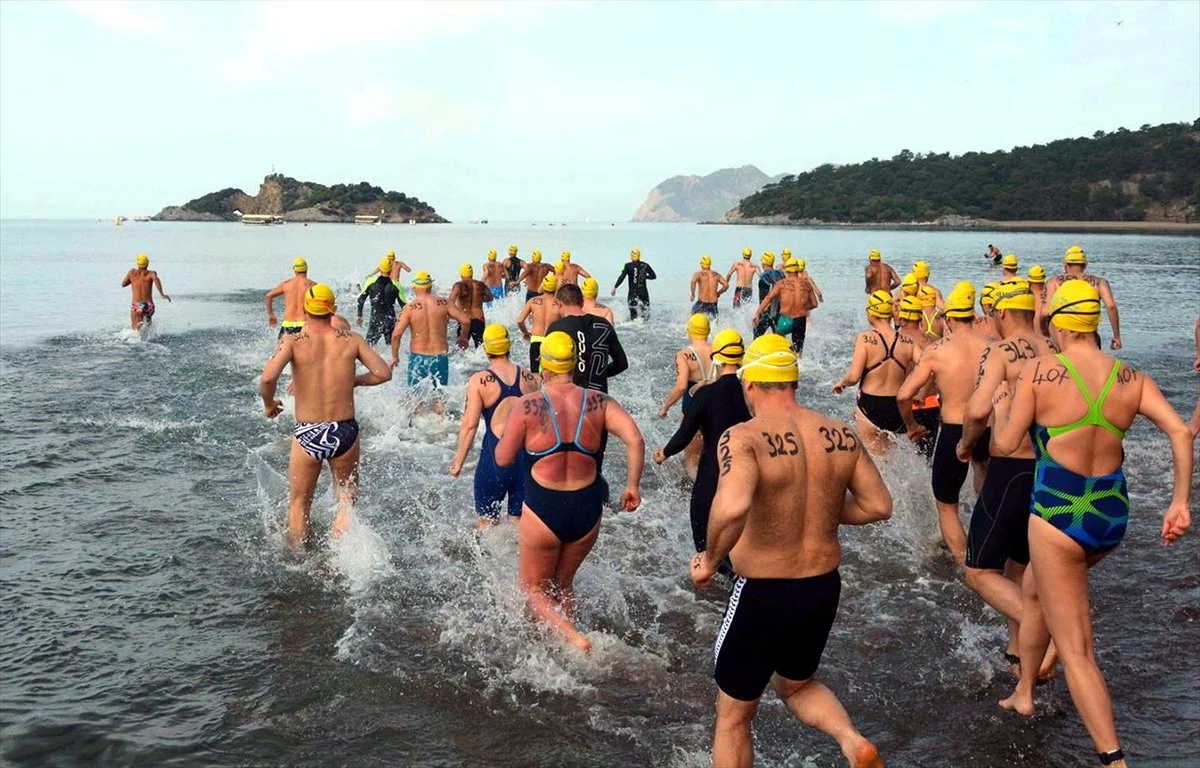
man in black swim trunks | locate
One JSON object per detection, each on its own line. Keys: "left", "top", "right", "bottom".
{"left": 260, "top": 284, "right": 392, "bottom": 551}
{"left": 692, "top": 334, "right": 890, "bottom": 768}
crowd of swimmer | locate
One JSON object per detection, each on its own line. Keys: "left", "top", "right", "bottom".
{"left": 220, "top": 241, "right": 1196, "bottom": 768}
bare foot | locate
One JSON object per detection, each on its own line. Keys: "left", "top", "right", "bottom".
{"left": 1037, "top": 642, "right": 1059, "bottom": 682}
{"left": 845, "top": 738, "right": 884, "bottom": 768}
{"left": 565, "top": 630, "right": 592, "bottom": 653}
{"left": 332, "top": 510, "right": 351, "bottom": 539}
{"left": 999, "top": 689, "right": 1034, "bottom": 717}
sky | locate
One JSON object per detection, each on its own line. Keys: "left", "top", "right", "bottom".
{"left": 1, "top": 0, "right": 1197, "bottom": 222}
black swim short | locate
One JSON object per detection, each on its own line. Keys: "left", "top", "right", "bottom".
{"left": 931, "top": 423, "right": 990, "bottom": 504}
{"left": 912, "top": 406, "right": 940, "bottom": 459}
{"left": 692, "top": 301, "right": 718, "bottom": 317}
{"left": 857, "top": 392, "right": 905, "bottom": 434}
{"left": 966, "top": 456, "right": 1034, "bottom": 570}
{"left": 733, "top": 287, "right": 754, "bottom": 307}
{"left": 714, "top": 570, "right": 841, "bottom": 702}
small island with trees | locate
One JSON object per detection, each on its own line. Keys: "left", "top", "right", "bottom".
{"left": 153, "top": 174, "right": 448, "bottom": 223}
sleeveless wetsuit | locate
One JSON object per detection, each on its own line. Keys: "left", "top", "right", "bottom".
{"left": 474, "top": 367, "right": 526, "bottom": 520}
{"left": 682, "top": 345, "right": 717, "bottom": 413}
{"left": 856, "top": 330, "right": 906, "bottom": 433}
{"left": 1031, "top": 355, "right": 1129, "bottom": 556}
{"left": 523, "top": 390, "right": 607, "bottom": 543}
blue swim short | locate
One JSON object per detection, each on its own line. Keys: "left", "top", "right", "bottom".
{"left": 490, "top": 285, "right": 505, "bottom": 302}
{"left": 408, "top": 353, "right": 449, "bottom": 387}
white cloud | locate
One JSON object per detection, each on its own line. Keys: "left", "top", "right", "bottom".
{"left": 65, "top": 0, "right": 165, "bottom": 34}
{"left": 344, "top": 83, "right": 475, "bottom": 135}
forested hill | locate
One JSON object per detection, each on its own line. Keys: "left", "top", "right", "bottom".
{"left": 731, "top": 120, "right": 1200, "bottom": 224}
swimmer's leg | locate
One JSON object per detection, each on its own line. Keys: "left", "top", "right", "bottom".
{"left": 1004, "top": 560, "right": 1024, "bottom": 676}
{"left": 853, "top": 408, "right": 890, "bottom": 459}
{"left": 683, "top": 430, "right": 701, "bottom": 481}
{"left": 517, "top": 508, "right": 591, "bottom": 652}
{"left": 771, "top": 676, "right": 882, "bottom": 768}
{"left": 286, "top": 439, "right": 322, "bottom": 551}
{"left": 713, "top": 691, "right": 758, "bottom": 768}
{"left": 1001, "top": 562, "right": 1045, "bottom": 716}
{"left": 971, "top": 458, "right": 988, "bottom": 495}
{"left": 552, "top": 519, "right": 600, "bottom": 620}
{"left": 130, "top": 307, "right": 139, "bottom": 331}
{"left": 327, "top": 439, "right": 360, "bottom": 540}
{"left": 934, "top": 500, "right": 966, "bottom": 566}
{"left": 963, "top": 566, "right": 1022, "bottom": 622}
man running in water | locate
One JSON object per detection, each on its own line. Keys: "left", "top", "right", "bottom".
{"left": 481, "top": 250, "right": 507, "bottom": 303}
{"left": 864, "top": 249, "right": 900, "bottom": 295}
{"left": 517, "top": 273, "right": 562, "bottom": 372}
{"left": 558, "top": 251, "right": 590, "bottom": 286}
{"left": 266, "top": 257, "right": 315, "bottom": 337}
{"left": 726, "top": 248, "right": 760, "bottom": 308}
{"left": 356, "top": 257, "right": 406, "bottom": 346}
{"left": 450, "top": 324, "right": 541, "bottom": 525}
{"left": 547, "top": 283, "right": 628, "bottom": 394}
{"left": 753, "top": 252, "right": 784, "bottom": 338}
{"left": 517, "top": 251, "right": 552, "bottom": 302}
{"left": 690, "top": 255, "right": 729, "bottom": 317}
{"left": 692, "top": 333, "right": 890, "bottom": 768}
{"left": 260, "top": 284, "right": 392, "bottom": 550}
{"left": 654, "top": 328, "right": 750, "bottom": 556}
{"left": 897, "top": 286, "right": 993, "bottom": 564}
{"left": 611, "top": 247, "right": 656, "bottom": 321}
{"left": 502, "top": 244, "right": 523, "bottom": 293}
{"left": 391, "top": 271, "right": 470, "bottom": 406}
{"left": 364, "top": 250, "right": 412, "bottom": 282}
{"left": 122, "top": 253, "right": 171, "bottom": 330}
{"left": 752, "top": 258, "right": 815, "bottom": 355}
{"left": 581, "top": 277, "right": 614, "bottom": 324}
{"left": 1044, "top": 246, "right": 1122, "bottom": 350}
{"left": 449, "top": 263, "right": 491, "bottom": 349}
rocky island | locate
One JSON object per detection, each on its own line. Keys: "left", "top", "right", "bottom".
{"left": 153, "top": 174, "right": 448, "bottom": 223}
{"left": 632, "top": 165, "right": 783, "bottom": 222}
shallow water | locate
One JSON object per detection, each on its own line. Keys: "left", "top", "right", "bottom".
{"left": 1, "top": 220, "right": 1197, "bottom": 766}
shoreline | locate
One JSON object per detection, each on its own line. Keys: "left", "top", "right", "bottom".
{"left": 701, "top": 218, "right": 1200, "bottom": 235}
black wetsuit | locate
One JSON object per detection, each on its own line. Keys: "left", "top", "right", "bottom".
{"left": 662, "top": 373, "right": 751, "bottom": 553}
{"left": 357, "top": 275, "right": 405, "bottom": 345}
{"left": 504, "top": 256, "right": 523, "bottom": 291}
{"left": 612, "top": 260, "right": 657, "bottom": 321}
{"left": 546, "top": 313, "right": 629, "bottom": 393}
{"left": 754, "top": 269, "right": 785, "bottom": 337}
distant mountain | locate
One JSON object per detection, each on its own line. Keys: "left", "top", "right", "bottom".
{"left": 632, "top": 165, "right": 783, "bottom": 222}
{"left": 153, "top": 174, "right": 448, "bottom": 223}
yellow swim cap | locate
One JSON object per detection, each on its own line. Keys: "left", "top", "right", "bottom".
{"left": 1028, "top": 265, "right": 1046, "bottom": 283}
{"left": 136, "top": 253, "right": 149, "bottom": 268}
{"left": 482, "top": 323, "right": 510, "bottom": 356}
{"left": 539, "top": 331, "right": 576, "bottom": 375}
{"left": 1048, "top": 280, "right": 1102, "bottom": 332}
{"left": 869, "top": 249, "right": 881, "bottom": 261}
{"left": 379, "top": 257, "right": 392, "bottom": 273}
{"left": 1002, "top": 254, "right": 1019, "bottom": 270}
{"left": 541, "top": 273, "right": 558, "bottom": 293}
{"left": 304, "top": 284, "right": 336, "bottom": 316}
{"left": 742, "top": 247, "right": 752, "bottom": 258}
{"left": 561, "top": 250, "right": 571, "bottom": 262}
{"left": 898, "top": 295, "right": 923, "bottom": 321}
{"left": 460, "top": 263, "right": 473, "bottom": 278}
{"left": 631, "top": 247, "right": 641, "bottom": 260}
{"left": 293, "top": 257, "right": 308, "bottom": 273}
{"left": 918, "top": 286, "right": 937, "bottom": 307}
{"left": 531, "top": 250, "right": 542, "bottom": 263}
{"left": 581, "top": 277, "right": 599, "bottom": 298}
{"left": 943, "top": 288, "right": 976, "bottom": 319}
{"left": 508, "top": 244, "right": 518, "bottom": 254}
{"left": 739, "top": 334, "right": 799, "bottom": 383}
{"left": 952, "top": 280, "right": 975, "bottom": 297}
{"left": 784, "top": 258, "right": 801, "bottom": 273}
{"left": 867, "top": 290, "right": 894, "bottom": 318}
{"left": 687, "top": 313, "right": 711, "bottom": 339}
{"left": 700, "top": 255, "right": 712, "bottom": 268}
{"left": 781, "top": 248, "right": 792, "bottom": 257}
{"left": 712, "top": 329, "right": 745, "bottom": 365}
{"left": 994, "top": 278, "right": 1036, "bottom": 311}
{"left": 413, "top": 271, "right": 433, "bottom": 288}
{"left": 386, "top": 250, "right": 396, "bottom": 258}
{"left": 913, "top": 260, "right": 930, "bottom": 279}
{"left": 488, "top": 249, "right": 497, "bottom": 261}
{"left": 794, "top": 258, "right": 806, "bottom": 272}
{"left": 554, "top": 261, "right": 565, "bottom": 275}
{"left": 761, "top": 252, "right": 775, "bottom": 266}
{"left": 902, "top": 273, "right": 918, "bottom": 295}
{"left": 1064, "top": 245, "right": 1088, "bottom": 265}
{"left": 980, "top": 281, "right": 999, "bottom": 309}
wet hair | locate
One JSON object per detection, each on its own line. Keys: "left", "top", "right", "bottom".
{"left": 555, "top": 284, "right": 584, "bottom": 307}
{"left": 751, "top": 381, "right": 798, "bottom": 392}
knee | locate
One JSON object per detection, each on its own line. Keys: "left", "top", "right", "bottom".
{"left": 963, "top": 567, "right": 988, "bottom": 591}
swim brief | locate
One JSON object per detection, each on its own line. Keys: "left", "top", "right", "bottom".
{"left": 857, "top": 392, "right": 905, "bottom": 434}
{"left": 279, "top": 320, "right": 304, "bottom": 337}
{"left": 692, "top": 301, "right": 718, "bottom": 317}
{"left": 733, "top": 287, "right": 754, "bottom": 307}
{"left": 133, "top": 300, "right": 155, "bottom": 319}
{"left": 293, "top": 419, "right": 359, "bottom": 462}
{"left": 931, "top": 423, "right": 990, "bottom": 504}
{"left": 408, "top": 353, "right": 449, "bottom": 387}
{"left": 966, "top": 456, "right": 1034, "bottom": 569}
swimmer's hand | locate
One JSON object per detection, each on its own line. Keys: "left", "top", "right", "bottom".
{"left": 263, "top": 399, "right": 283, "bottom": 419}
{"left": 832, "top": 383, "right": 845, "bottom": 395}
{"left": 907, "top": 424, "right": 929, "bottom": 443}
{"left": 691, "top": 552, "right": 716, "bottom": 588}
{"left": 449, "top": 460, "right": 462, "bottom": 478}
{"left": 285, "top": 380, "right": 295, "bottom": 396}
{"left": 955, "top": 440, "right": 973, "bottom": 463}
{"left": 1110, "top": 336, "right": 1122, "bottom": 351}
{"left": 1162, "top": 502, "right": 1191, "bottom": 545}
{"left": 656, "top": 408, "right": 668, "bottom": 419}
{"left": 653, "top": 448, "right": 666, "bottom": 465}
{"left": 390, "top": 358, "right": 399, "bottom": 369}
{"left": 610, "top": 288, "right": 616, "bottom": 297}
{"left": 268, "top": 315, "right": 278, "bottom": 327}
{"left": 1193, "top": 356, "right": 1200, "bottom": 372}
{"left": 356, "top": 316, "right": 363, "bottom": 327}
{"left": 620, "top": 486, "right": 640, "bottom": 512}
{"left": 163, "top": 295, "right": 172, "bottom": 302}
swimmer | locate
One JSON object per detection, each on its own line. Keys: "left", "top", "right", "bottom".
{"left": 986, "top": 244, "right": 1002, "bottom": 264}
{"left": 557, "top": 250, "right": 590, "bottom": 286}
{"left": 897, "top": 286, "right": 994, "bottom": 564}
{"left": 654, "top": 328, "right": 751, "bottom": 554}
{"left": 977, "top": 281, "right": 1001, "bottom": 336}
{"left": 494, "top": 331, "right": 645, "bottom": 652}
{"left": 502, "top": 244, "right": 524, "bottom": 293}
{"left": 891, "top": 272, "right": 919, "bottom": 324}
{"left": 832, "top": 291, "right": 918, "bottom": 456}
{"left": 364, "top": 249, "right": 411, "bottom": 282}
{"left": 917, "top": 285, "right": 944, "bottom": 340}
{"left": 122, "top": 253, "right": 171, "bottom": 331}
{"left": 611, "top": 247, "right": 656, "bottom": 321}
{"left": 795, "top": 255, "right": 825, "bottom": 312}
{"left": 517, "top": 250, "right": 552, "bottom": 302}
{"left": 356, "top": 257, "right": 406, "bottom": 346}
{"left": 1045, "top": 246, "right": 1122, "bottom": 350}
{"left": 450, "top": 324, "right": 541, "bottom": 525}
{"left": 390, "top": 271, "right": 470, "bottom": 413}
{"left": 691, "top": 333, "right": 890, "bottom": 768}
{"left": 481, "top": 249, "right": 507, "bottom": 303}
{"left": 1027, "top": 265, "right": 1048, "bottom": 335}
{"left": 259, "top": 284, "right": 392, "bottom": 550}
{"left": 725, "top": 247, "right": 760, "bottom": 308}
{"left": 690, "top": 255, "right": 729, "bottom": 317}
{"left": 448, "top": 263, "right": 492, "bottom": 349}
{"left": 752, "top": 258, "right": 817, "bottom": 355}
{"left": 993, "top": 281, "right": 1191, "bottom": 768}
{"left": 912, "top": 260, "right": 945, "bottom": 308}
{"left": 895, "top": 294, "right": 939, "bottom": 459}
{"left": 753, "top": 252, "right": 785, "bottom": 338}
{"left": 864, "top": 248, "right": 901, "bottom": 295}
{"left": 265, "top": 257, "right": 314, "bottom": 336}
{"left": 656, "top": 313, "right": 716, "bottom": 479}
{"left": 547, "top": 283, "right": 628, "bottom": 394}
{"left": 1001, "top": 253, "right": 1020, "bottom": 280}
{"left": 516, "top": 272, "right": 562, "bottom": 373}
{"left": 581, "top": 277, "right": 614, "bottom": 324}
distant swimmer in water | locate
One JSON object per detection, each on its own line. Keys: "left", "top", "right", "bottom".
{"left": 365, "top": 250, "right": 411, "bottom": 282}
{"left": 356, "top": 257, "right": 406, "bottom": 347}
{"left": 986, "top": 244, "right": 1002, "bottom": 265}
{"left": 690, "top": 255, "right": 729, "bottom": 317}
{"left": 725, "top": 247, "right": 760, "bottom": 308}
{"left": 691, "top": 333, "right": 890, "bottom": 768}
{"left": 611, "top": 247, "right": 656, "bottom": 321}
{"left": 517, "top": 250, "right": 552, "bottom": 302}
{"left": 752, "top": 258, "right": 817, "bottom": 355}
{"left": 450, "top": 324, "right": 541, "bottom": 526}
{"left": 752, "top": 252, "right": 784, "bottom": 338}
{"left": 449, "top": 263, "right": 492, "bottom": 349}
{"left": 864, "top": 248, "right": 901, "bottom": 295}
{"left": 122, "top": 253, "right": 171, "bottom": 331}
{"left": 502, "top": 244, "right": 523, "bottom": 294}
{"left": 517, "top": 273, "right": 562, "bottom": 373}
{"left": 912, "top": 260, "right": 945, "bottom": 309}
{"left": 993, "top": 281, "right": 1191, "bottom": 768}
{"left": 832, "top": 291, "right": 917, "bottom": 457}
{"left": 897, "top": 285, "right": 993, "bottom": 565}
{"left": 557, "top": 250, "right": 590, "bottom": 286}
{"left": 481, "top": 249, "right": 507, "bottom": 303}
{"left": 495, "top": 331, "right": 645, "bottom": 652}
{"left": 390, "top": 271, "right": 469, "bottom": 414}
{"left": 259, "top": 284, "right": 392, "bottom": 550}
{"left": 580, "top": 277, "right": 614, "bottom": 324}
{"left": 265, "top": 257, "right": 315, "bottom": 337}
{"left": 656, "top": 313, "right": 716, "bottom": 479}
{"left": 1044, "top": 246, "right": 1123, "bottom": 350}
{"left": 654, "top": 328, "right": 750, "bottom": 556}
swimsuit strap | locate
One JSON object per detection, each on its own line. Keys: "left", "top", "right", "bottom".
{"left": 525, "top": 391, "right": 564, "bottom": 457}
{"left": 862, "top": 329, "right": 896, "bottom": 379}
{"left": 689, "top": 345, "right": 715, "bottom": 382}
{"left": 1046, "top": 355, "right": 1127, "bottom": 440}
{"left": 573, "top": 389, "right": 589, "bottom": 446}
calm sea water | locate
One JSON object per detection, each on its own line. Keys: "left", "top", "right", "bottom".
{"left": 1, "top": 220, "right": 1197, "bottom": 767}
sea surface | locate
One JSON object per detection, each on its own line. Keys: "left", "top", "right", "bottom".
{"left": 1, "top": 220, "right": 1197, "bottom": 767}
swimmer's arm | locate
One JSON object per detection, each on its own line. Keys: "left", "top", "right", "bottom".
{"left": 264, "top": 282, "right": 285, "bottom": 321}
{"left": 962, "top": 345, "right": 1003, "bottom": 450}
{"left": 494, "top": 400, "right": 528, "bottom": 468}
{"left": 356, "top": 285, "right": 370, "bottom": 318}
{"left": 808, "top": 275, "right": 824, "bottom": 302}
{"left": 516, "top": 302, "right": 532, "bottom": 339}
{"left": 864, "top": 265, "right": 873, "bottom": 295}
{"left": 1135, "top": 374, "right": 1195, "bottom": 521}
{"left": 704, "top": 430, "right": 756, "bottom": 568}
{"left": 659, "top": 351, "right": 691, "bottom": 416}
{"left": 662, "top": 388, "right": 704, "bottom": 457}
{"left": 715, "top": 273, "right": 729, "bottom": 296}
{"left": 121, "top": 270, "right": 133, "bottom": 287}
{"left": 645, "top": 265, "right": 656, "bottom": 280}
{"left": 605, "top": 326, "right": 629, "bottom": 378}
{"left": 396, "top": 261, "right": 411, "bottom": 274}
{"left": 613, "top": 266, "right": 628, "bottom": 290}
{"left": 896, "top": 354, "right": 934, "bottom": 432}
{"left": 604, "top": 397, "right": 645, "bottom": 507}
{"left": 517, "top": 264, "right": 533, "bottom": 282}
{"left": 832, "top": 335, "right": 867, "bottom": 393}
{"left": 354, "top": 336, "right": 392, "bottom": 387}
{"left": 752, "top": 283, "right": 782, "bottom": 322}
{"left": 447, "top": 301, "right": 470, "bottom": 326}
{"left": 152, "top": 274, "right": 170, "bottom": 301}
{"left": 577, "top": 266, "right": 591, "bottom": 279}
{"left": 992, "top": 364, "right": 1035, "bottom": 455}
{"left": 689, "top": 272, "right": 699, "bottom": 301}
{"left": 259, "top": 337, "right": 293, "bottom": 405}
{"left": 450, "top": 377, "right": 484, "bottom": 474}
{"left": 841, "top": 441, "right": 892, "bottom": 524}
{"left": 935, "top": 287, "right": 945, "bottom": 310}
{"left": 1098, "top": 279, "right": 1121, "bottom": 348}
{"left": 724, "top": 264, "right": 737, "bottom": 282}
{"left": 886, "top": 266, "right": 900, "bottom": 291}
{"left": 389, "top": 307, "right": 411, "bottom": 366}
